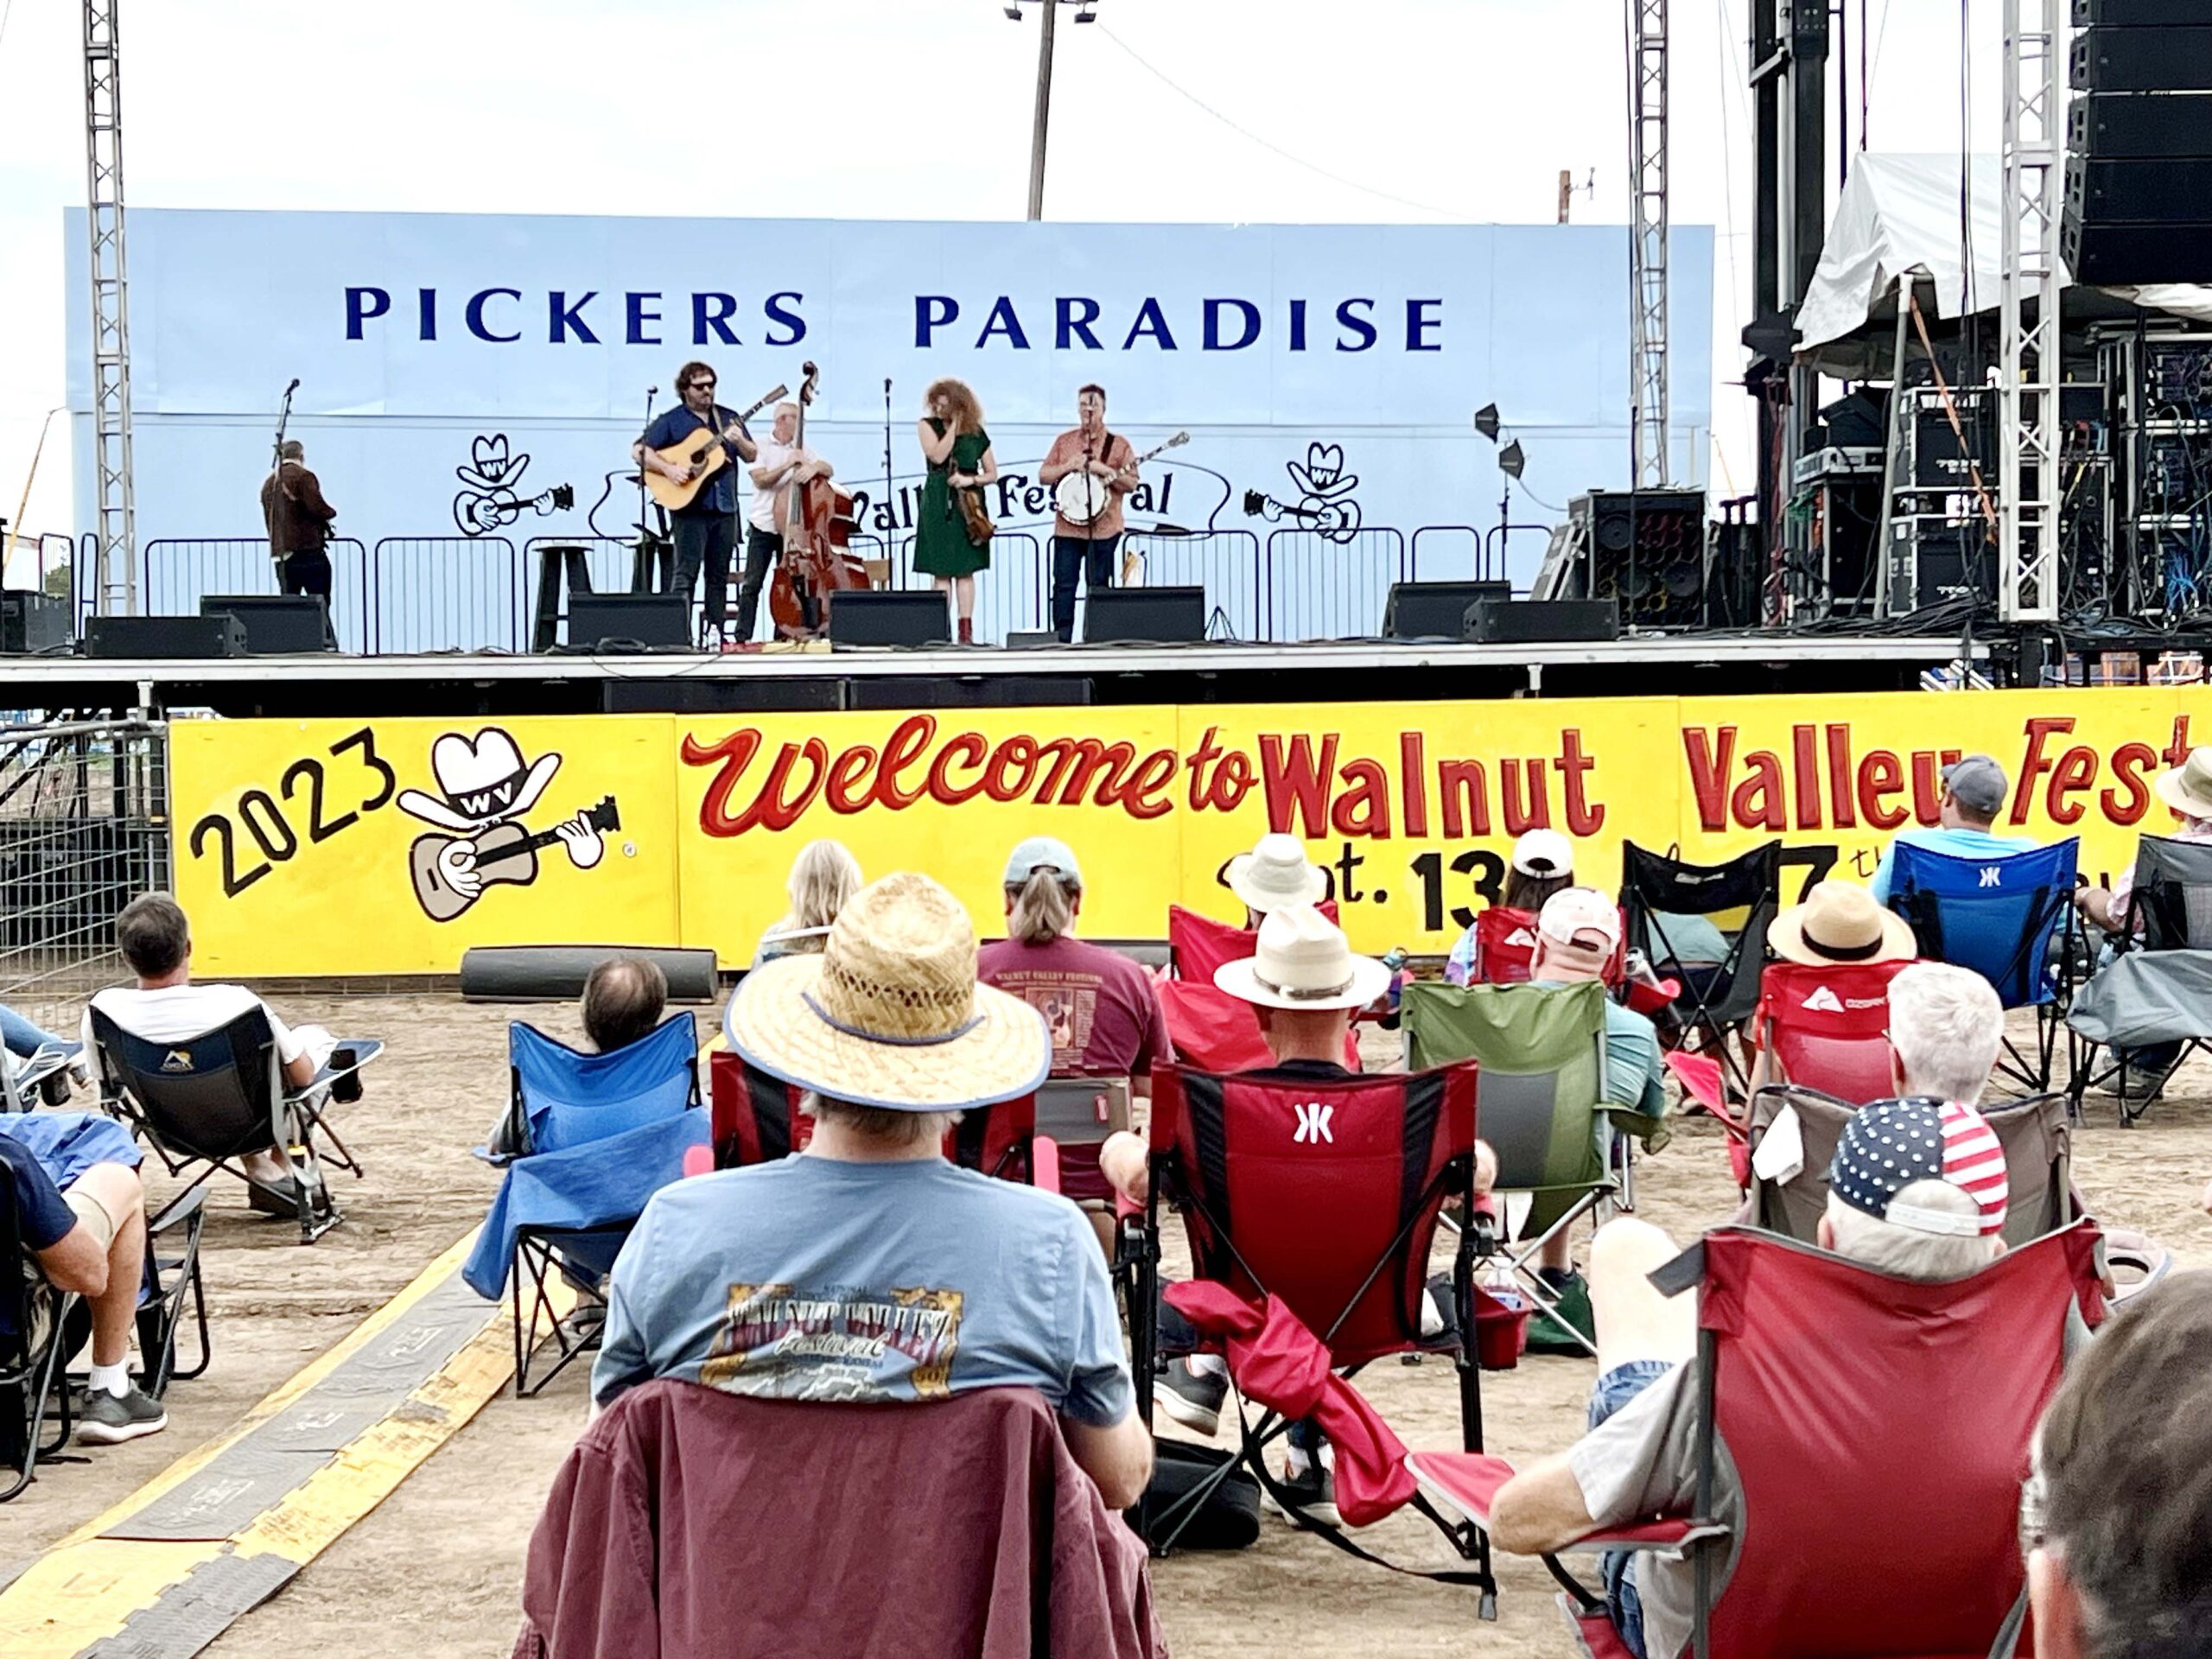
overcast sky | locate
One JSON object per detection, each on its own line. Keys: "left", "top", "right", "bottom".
{"left": 0, "top": 0, "right": 2008, "bottom": 544}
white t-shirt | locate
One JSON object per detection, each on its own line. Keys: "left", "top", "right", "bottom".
{"left": 747, "top": 438, "right": 800, "bottom": 531}
{"left": 83, "top": 983, "right": 311, "bottom": 1068}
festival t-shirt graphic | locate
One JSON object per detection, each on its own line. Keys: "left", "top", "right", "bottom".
{"left": 699, "top": 1281, "right": 965, "bottom": 1402}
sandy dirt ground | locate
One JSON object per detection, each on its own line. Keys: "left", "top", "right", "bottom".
{"left": 3, "top": 995, "right": 2209, "bottom": 1659}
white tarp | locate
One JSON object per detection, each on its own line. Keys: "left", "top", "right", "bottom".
{"left": 1792, "top": 152, "right": 2212, "bottom": 365}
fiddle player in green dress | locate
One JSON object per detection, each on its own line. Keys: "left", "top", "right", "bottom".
{"left": 914, "top": 378, "right": 998, "bottom": 645}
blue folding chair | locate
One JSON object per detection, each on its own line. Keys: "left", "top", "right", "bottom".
{"left": 1886, "top": 836, "right": 2081, "bottom": 1092}
{"left": 463, "top": 1012, "right": 704, "bottom": 1396}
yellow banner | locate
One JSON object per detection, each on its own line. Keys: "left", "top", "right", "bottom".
{"left": 167, "top": 689, "right": 2212, "bottom": 976}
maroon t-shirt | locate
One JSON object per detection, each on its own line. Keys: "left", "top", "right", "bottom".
{"left": 978, "top": 935, "right": 1170, "bottom": 1079}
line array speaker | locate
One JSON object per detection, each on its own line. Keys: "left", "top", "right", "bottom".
{"left": 2070, "top": 26, "right": 2212, "bottom": 91}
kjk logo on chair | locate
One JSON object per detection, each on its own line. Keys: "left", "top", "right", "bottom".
{"left": 1293, "top": 1102, "right": 1335, "bottom": 1145}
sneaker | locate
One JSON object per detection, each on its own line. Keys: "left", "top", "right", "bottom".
{"left": 77, "top": 1385, "right": 167, "bottom": 1446}
{"left": 1155, "top": 1358, "right": 1228, "bottom": 1436}
{"left": 1263, "top": 1459, "right": 1340, "bottom": 1527}
{"left": 2095, "top": 1065, "right": 2169, "bottom": 1102}
{"left": 1524, "top": 1268, "right": 1595, "bottom": 1356}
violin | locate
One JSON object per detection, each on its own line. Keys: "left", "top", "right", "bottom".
{"left": 768, "top": 361, "right": 867, "bottom": 641}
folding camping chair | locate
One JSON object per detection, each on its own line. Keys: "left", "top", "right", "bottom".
{"left": 465, "top": 1013, "right": 703, "bottom": 1397}
{"left": 2069, "top": 832, "right": 2212, "bottom": 1125}
{"left": 1408, "top": 1221, "right": 2105, "bottom": 1659}
{"left": 1888, "top": 837, "right": 2080, "bottom": 1093}
{"left": 0, "top": 1044, "right": 77, "bottom": 1115}
{"left": 1124, "top": 1058, "right": 1496, "bottom": 1610}
{"left": 1619, "top": 841, "right": 1780, "bottom": 1094}
{"left": 1161, "top": 906, "right": 1363, "bottom": 1071}
{"left": 90, "top": 1007, "right": 380, "bottom": 1243}
{"left": 1402, "top": 979, "right": 1617, "bottom": 1352}
{"left": 0, "top": 1168, "right": 74, "bottom": 1502}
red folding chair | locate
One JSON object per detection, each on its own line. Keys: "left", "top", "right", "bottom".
{"left": 1160, "top": 906, "right": 1363, "bottom": 1070}
{"left": 1754, "top": 960, "right": 1909, "bottom": 1103}
{"left": 1126, "top": 1060, "right": 1498, "bottom": 1613}
{"left": 1410, "top": 1221, "right": 2106, "bottom": 1657}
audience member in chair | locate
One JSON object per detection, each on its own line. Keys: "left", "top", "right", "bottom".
{"left": 579, "top": 957, "right": 666, "bottom": 1053}
{"left": 85, "top": 892, "right": 336, "bottom": 1205}
{"left": 2074, "top": 746, "right": 2212, "bottom": 939}
{"left": 751, "top": 838, "right": 861, "bottom": 968}
{"left": 1488, "top": 1092, "right": 2012, "bottom": 1659}
{"left": 1100, "top": 904, "right": 1392, "bottom": 1522}
{"left": 0, "top": 1127, "right": 165, "bottom": 1443}
{"left": 1868, "top": 753, "right": 2038, "bottom": 905}
{"left": 1224, "top": 832, "right": 1328, "bottom": 925}
{"left": 1745, "top": 879, "right": 1916, "bottom": 1094}
{"left": 2025, "top": 1268, "right": 2212, "bottom": 1658}
{"left": 1445, "top": 827, "right": 1575, "bottom": 986}
{"left": 594, "top": 872, "right": 1152, "bottom": 1511}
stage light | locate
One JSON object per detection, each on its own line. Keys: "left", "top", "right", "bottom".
{"left": 1474, "top": 404, "right": 1503, "bottom": 442}
{"left": 1004, "top": 5, "right": 1022, "bottom": 18}
{"left": 1498, "top": 440, "right": 1526, "bottom": 480}
{"left": 1074, "top": 4, "right": 1096, "bottom": 18}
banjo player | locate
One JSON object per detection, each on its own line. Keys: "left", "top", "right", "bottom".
{"left": 1038, "top": 384, "right": 1139, "bottom": 644}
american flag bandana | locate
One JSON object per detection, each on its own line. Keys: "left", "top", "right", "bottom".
{"left": 1827, "top": 1097, "right": 2009, "bottom": 1238}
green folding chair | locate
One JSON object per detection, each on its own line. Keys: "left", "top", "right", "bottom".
{"left": 1402, "top": 978, "right": 1616, "bottom": 1354}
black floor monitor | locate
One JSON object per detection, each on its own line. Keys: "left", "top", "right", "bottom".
{"left": 200, "top": 594, "right": 334, "bottom": 653}
{"left": 565, "top": 594, "right": 690, "bottom": 651}
{"left": 829, "top": 589, "right": 952, "bottom": 648}
{"left": 1083, "top": 586, "right": 1207, "bottom": 644}
{"left": 1382, "top": 581, "right": 1512, "bottom": 639}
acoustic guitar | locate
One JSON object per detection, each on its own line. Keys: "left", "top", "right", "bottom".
{"left": 410, "top": 796, "right": 621, "bottom": 922}
{"left": 643, "top": 385, "right": 786, "bottom": 512}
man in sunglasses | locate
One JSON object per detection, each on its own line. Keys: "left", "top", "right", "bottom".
{"left": 634, "top": 360, "right": 758, "bottom": 647}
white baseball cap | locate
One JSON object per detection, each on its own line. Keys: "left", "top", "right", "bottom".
{"left": 1510, "top": 828, "right": 1575, "bottom": 878}
{"left": 1535, "top": 887, "right": 1622, "bottom": 952}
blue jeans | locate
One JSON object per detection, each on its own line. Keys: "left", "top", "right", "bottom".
{"left": 1588, "top": 1359, "right": 1674, "bottom": 1659}
{"left": 0, "top": 1004, "right": 75, "bottom": 1060}
{"left": 1052, "top": 533, "right": 1120, "bottom": 642}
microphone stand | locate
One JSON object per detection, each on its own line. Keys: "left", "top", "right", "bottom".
{"left": 635, "top": 385, "right": 663, "bottom": 593}
{"left": 270, "top": 378, "right": 298, "bottom": 585}
{"left": 881, "top": 378, "right": 893, "bottom": 585}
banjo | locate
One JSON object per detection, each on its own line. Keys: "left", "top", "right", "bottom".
{"left": 1053, "top": 430, "right": 1189, "bottom": 527}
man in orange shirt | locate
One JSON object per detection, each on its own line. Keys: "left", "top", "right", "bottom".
{"left": 1037, "top": 385, "right": 1139, "bottom": 643}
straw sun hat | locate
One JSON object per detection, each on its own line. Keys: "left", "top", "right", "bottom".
{"left": 1767, "top": 879, "right": 1916, "bottom": 967}
{"left": 727, "top": 871, "right": 1049, "bottom": 1112}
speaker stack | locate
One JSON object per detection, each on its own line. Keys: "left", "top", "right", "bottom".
{"left": 2064, "top": 0, "right": 2212, "bottom": 283}
{"left": 1535, "top": 490, "right": 1708, "bottom": 626}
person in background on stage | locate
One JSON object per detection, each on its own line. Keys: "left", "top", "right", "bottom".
{"left": 259, "top": 439, "right": 337, "bottom": 600}
{"left": 915, "top": 378, "right": 996, "bottom": 645}
{"left": 739, "top": 401, "right": 836, "bottom": 643}
{"left": 633, "top": 361, "right": 758, "bottom": 649}
{"left": 1038, "top": 385, "right": 1138, "bottom": 644}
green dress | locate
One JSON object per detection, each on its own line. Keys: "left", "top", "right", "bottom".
{"left": 915, "top": 419, "right": 991, "bottom": 578}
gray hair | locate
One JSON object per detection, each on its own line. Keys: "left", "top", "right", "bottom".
{"left": 1006, "top": 867, "right": 1079, "bottom": 946}
{"left": 1823, "top": 1183, "right": 1997, "bottom": 1282}
{"left": 279, "top": 439, "right": 304, "bottom": 461}
{"left": 800, "top": 1091, "right": 957, "bottom": 1148}
{"left": 787, "top": 840, "right": 861, "bottom": 932}
{"left": 1885, "top": 962, "right": 2004, "bottom": 1105}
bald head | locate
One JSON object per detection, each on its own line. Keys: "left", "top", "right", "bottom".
{"left": 580, "top": 957, "right": 666, "bottom": 1053}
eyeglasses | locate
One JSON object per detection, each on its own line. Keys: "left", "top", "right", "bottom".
{"left": 688, "top": 379, "right": 715, "bottom": 392}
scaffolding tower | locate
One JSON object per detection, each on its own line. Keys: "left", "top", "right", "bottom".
{"left": 83, "top": 0, "right": 137, "bottom": 616}
{"left": 1999, "top": 0, "right": 2064, "bottom": 623}
{"left": 1626, "top": 0, "right": 1670, "bottom": 488}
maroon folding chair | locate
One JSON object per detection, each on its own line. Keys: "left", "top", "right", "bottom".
{"left": 1409, "top": 1220, "right": 2106, "bottom": 1658}
{"left": 1127, "top": 1059, "right": 1497, "bottom": 1612}
{"left": 1753, "top": 960, "right": 1910, "bottom": 1103}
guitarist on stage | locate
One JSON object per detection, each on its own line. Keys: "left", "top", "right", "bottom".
{"left": 1038, "top": 384, "right": 1139, "bottom": 643}
{"left": 739, "top": 400, "right": 836, "bottom": 642}
{"left": 633, "top": 360, "right": 759, "bottom": 648}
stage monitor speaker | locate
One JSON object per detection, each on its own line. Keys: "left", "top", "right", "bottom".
{"left": 200, "top": 594, "right": 333, "bottom": 653}
{"left": 565, "top": 594, "right": 690, "bottom": 651}
{"left": 849, "top": 676, "right": 1092, "bottom": 709}
{"left": 2072, "top": 0, "right": 2212, "bottom": 27}
{"left": 0, "top": 592, "right": 72, "bottom": 654}
{"left": 2070, "top": 25, "right": 2212, "bottom": 90}
{"left": 1382, "top": 580, "right": 1511, "bottom": 640}
{"left": 828, "top": 589, "right": 951, "bottom": 648}
{"left": 1567, "top": 489, "right": 1707, "bottom": 626}
{"left": 2069, "top": 88, "right": 2212, "bottom": 156}
{"left": 2061, "top": 207, "right": 2212, "bottom": 283}
{"left": 1083, "top": 586, "right": 1207, "bottom": 645}
{"left": 85, "top": 613, "right": 245, "bottom": 658}
{"left": 1465, "top": 598, "right": 1619, "bottom": 644}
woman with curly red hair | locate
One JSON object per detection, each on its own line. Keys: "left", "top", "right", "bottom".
{"left": 914, "top": 378, "right": 997, "bottom": 644}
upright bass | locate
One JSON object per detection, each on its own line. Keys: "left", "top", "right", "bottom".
{"left": 769, "top": 362, "right": 866, "bottom": 639}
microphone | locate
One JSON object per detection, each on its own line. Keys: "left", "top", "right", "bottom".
{"left": 648, "top": 385, "right": 660, "bottom": 396}
{"left": 884, "top": 378, "right": 893, "bottom": 392}
{"left": 284, "top": 378, "right": 300, "bottom": 393}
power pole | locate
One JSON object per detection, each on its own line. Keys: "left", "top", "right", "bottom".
{"left": 83, "top": 0, "right": 137, "bottom": 616}
{"left": 1027, "top": 0, "right": 1058, "bottom": 221}
{"left": 1626, "top": 0, "right": 1669, "bottom": 487}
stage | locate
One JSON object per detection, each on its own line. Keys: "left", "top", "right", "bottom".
{"left": 9, "top": 630, "right": 1990, "bottom": 717}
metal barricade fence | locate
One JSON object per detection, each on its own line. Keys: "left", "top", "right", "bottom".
{"left": 372, "top": 537, "right": 521, "bottom": 653}
{"left": 1263, "top": 528, "right": 1408, "bottom": 641}
{"left": 140, "top": 537, "right": 371, "bottom": 652}
{"left": 883, "top": 531, "right": 1044, "bottom": 645}
{"left": 521, "top": 536, "right": 645, "bottom": 648}
{"left": 1121, "top": 531, "right": 1262, "bottom": 642}
{"left": 0, "top": 717, "right": 168, "bottom": 1036}
{"left": 1409, "top": 525, "right": 1488, "bottom": 583}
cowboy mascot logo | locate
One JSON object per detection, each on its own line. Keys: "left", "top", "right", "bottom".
{"left": 397, "top": 728, "right": 620, "bottom": 922}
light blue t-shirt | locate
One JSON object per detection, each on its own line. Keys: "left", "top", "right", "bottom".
{"left": 1531, "top": 978, "right": 1668, "bottom": 1121}
{"left": 1869, "top": 826, "right": 2042, "bottom": 904}
{"left": 592, "top": 1154, "right": 1134, "bottom": 1427}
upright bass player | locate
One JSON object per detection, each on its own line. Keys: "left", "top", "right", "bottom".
{"left": 741, "top": 400, "right": 836, "bottom": 641}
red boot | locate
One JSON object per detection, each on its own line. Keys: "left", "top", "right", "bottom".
{"left": 958, "top": 617, "right": 974, "bottom": 645}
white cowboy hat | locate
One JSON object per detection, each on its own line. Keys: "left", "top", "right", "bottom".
{"left": 395, "top": 728, "right": 563, "bottom": 832}
{"left": 2154, "top": 747, "right": 2212, "bottom": 821}
{"left": 1225, "top": 833, "right": 1328, "bottom": 914}
{"left": 1212, "top": 904, "right": 1392, "bottom": 1013}
{"left": 1767, "top": 879, "right": 1916, "bottom": 968}
{"left": 728, "top": 871, "right": 1049, "bottom": 1113}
